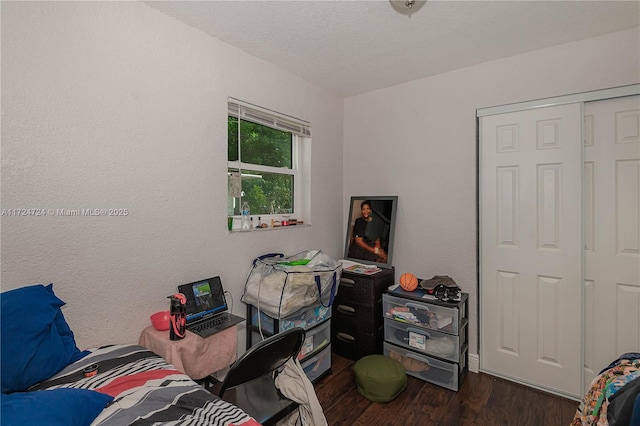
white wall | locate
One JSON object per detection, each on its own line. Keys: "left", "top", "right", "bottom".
{"left": 2, "top": 1, "right": 638, "bottom": 362}
{"left": 344, "top": 27, "right": 640, "bottom": 356}
{"left": 0, "top": 2, "right": 344, "bottom": 351}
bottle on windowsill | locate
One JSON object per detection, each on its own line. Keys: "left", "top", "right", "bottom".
{"left": 241, "top": 202, "right": 250, "bottom": 230}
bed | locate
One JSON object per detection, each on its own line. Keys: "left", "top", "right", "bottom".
{"left": 571, "top": 353, "right": 640, "bottom": 426}
{"left": 0, "top": 284, "right": 260, "bottom": 426}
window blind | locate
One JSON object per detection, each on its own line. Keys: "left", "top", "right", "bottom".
{"left": 228, "top": 99, "right": 311, "bottom": 138}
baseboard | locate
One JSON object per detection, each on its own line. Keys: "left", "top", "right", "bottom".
{"left": 469, "top": 352, "right": 480, "bottom": 373}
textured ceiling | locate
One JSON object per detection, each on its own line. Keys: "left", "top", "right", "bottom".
{"left": 145, "top": 1, "right": 640, "bottom": 98}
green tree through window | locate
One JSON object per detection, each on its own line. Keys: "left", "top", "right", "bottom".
{"left": 228, "top": 116, "right": 295, "bottom": 216}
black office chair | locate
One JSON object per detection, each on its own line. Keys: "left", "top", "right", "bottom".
{"left": 211, "top": 327, "right": 306, "bottom": 426}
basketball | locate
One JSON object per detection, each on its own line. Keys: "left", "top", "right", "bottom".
{"left": 399, "top": 273, "right": 418, "bottom": 291}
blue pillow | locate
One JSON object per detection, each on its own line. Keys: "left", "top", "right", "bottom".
{"left": 1, "top": 388, "right": 113, "bottom": 426}
{"left": 1, "top": 284, "right": 85, "bottom": 393}
{"left": 53, "top": 305, "right": 89, "bottom": 364}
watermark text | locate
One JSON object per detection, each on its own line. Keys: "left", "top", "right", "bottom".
{"left": 1, "top": 208, "right": 129, "bottom": 217}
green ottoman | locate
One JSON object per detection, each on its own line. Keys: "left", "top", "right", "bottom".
{"left": 354, "top": 354, "right": 407, "bottom": 402}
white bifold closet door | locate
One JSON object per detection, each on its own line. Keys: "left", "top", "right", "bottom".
{"left": 480, "top": 103, "right": 583, "bottom": 398}
{"left": 583, "top": 95, "right": 640, "bottom": 390}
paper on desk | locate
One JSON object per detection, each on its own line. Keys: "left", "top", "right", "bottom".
{"left": 339, "top": 259, "right": 381, "bottom": 275}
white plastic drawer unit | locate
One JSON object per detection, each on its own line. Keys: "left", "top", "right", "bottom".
{"left": 250, "top": 318, "right": 330, "bottom": 361}
{"left": 297, "top": 319, "right": 331, "bottom": 361}
{"left": 383, "top": 342, "right": 460, "bottom": 391}
{"left": 301, "top": 344, "right": 331, "bottom": 383}
{"left": 383, "top": 318, "right": 461, "bottom": 363}
{"left": 382, "top": 293, "right": 459, "bottom": 335}
{"left": 249, "top": 303, "right": 331, "bottom": 334}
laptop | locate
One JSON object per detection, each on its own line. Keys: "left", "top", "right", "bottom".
{"left": 177, "top": 276, "right": 245, "bottom": 338}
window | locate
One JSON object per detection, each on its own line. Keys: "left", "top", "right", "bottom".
{"left": 227, "top": 99, "right": 311, "bottom": 225}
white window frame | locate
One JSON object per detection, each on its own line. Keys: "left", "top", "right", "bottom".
{"left": 228, "top": 98, "right": 311, "bottom": 226}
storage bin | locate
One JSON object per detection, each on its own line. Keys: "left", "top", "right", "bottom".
{"left": 301, "top": 344, "right": 331, "bottom": 383}
{"left": 331, "top": 269, "right": 394, "bottom": 361}
{"left": 331, "top": 327, "right": 383, "bottom": 361}
{"left": 338, "top": 269, "right": 393, "bottom": 306}
{"left": 383, "top": 293, "right": 459, "bottom": 335}
{"left": 249, "top": 303, "right": 331, "bottom": 334}
{"left": 383, "top": 318, "right": 461, "bottom": 362}
{"left": 297, "top": 319, "right": 331, "bottom": 360}
{"left": 250, "top": 319, "right": 330, "bottom": 360}
{"left": 242, "top": 251, "right": 341, "bottom": 318}
{"left": 383, "top": 342, "right": 460, "bottom": 391}
{"left": 332, "top": 301, "right": 383, "bottom": 332}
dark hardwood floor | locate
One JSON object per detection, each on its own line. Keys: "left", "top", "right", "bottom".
{"left": 314, "top": 352, "right": 579, "bottom": 425}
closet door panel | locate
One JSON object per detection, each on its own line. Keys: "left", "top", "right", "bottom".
{"left": 480, "top": 103, "right": 582, "bottom": 398}
{"left": 583, "top": 95, "right": 640, "bottom": 389}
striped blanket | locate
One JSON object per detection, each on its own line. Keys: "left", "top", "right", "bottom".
{"left": 30, "top": 344, "right": 261, "bottom": 426}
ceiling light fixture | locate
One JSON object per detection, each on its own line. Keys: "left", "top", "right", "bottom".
{"left": 389, "top": 0, "right": 426, "bottom": 17}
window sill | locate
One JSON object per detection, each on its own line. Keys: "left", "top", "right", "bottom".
{"left": 228, "top": 224, "right": 310, "bottom": 233}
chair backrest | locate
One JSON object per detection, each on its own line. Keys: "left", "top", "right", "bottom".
{"left": 218, "top": 327, "right": 305, "bottom": 398}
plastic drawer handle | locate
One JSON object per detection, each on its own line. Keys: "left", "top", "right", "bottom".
{"left": 405, "top": 302, "right": 429, "bottom": 311}
{"left": 340, "top": 278, "right": 355, "bottom": 286}
{"left": 406, "top": 352, "right": 430, "bottom": 366}
{"left": 337, "top": 305, "right": 355, "bottom": 314}
{"left": 336, "top": 332, "right": 355, "bottom": 342}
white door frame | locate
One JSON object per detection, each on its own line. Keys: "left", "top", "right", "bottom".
{"left": 477, "top": 83, "right": 640, "bottom": 399}
{"left": 477, "top": 85, "right": 639, "bottom": 118}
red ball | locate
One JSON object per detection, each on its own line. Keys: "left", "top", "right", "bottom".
{"left": 399, "top": 273, "right": 418, "bottom": 291}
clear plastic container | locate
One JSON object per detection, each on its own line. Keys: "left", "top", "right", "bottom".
{"left": 383, "top": 318, "right": 461, "bottom": 362}
{"left": 383, "top": 293, "right": 459, "bottom": 335}
{"left": 384, "top": 342, "right": 460, "bottom": 391}
{"left": 301, "top": 344, "right": 331, "bottom": 383}
{"left": 250, "top": 304, "right": 331, "bottom": 334}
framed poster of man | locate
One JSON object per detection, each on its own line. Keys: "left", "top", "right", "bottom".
{"left": 344, "top": 196, "right": 398, "bottom": 269}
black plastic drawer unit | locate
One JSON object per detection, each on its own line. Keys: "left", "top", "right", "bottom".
{"left": 331, "top": 268, "right": 394, "bottom": 361}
